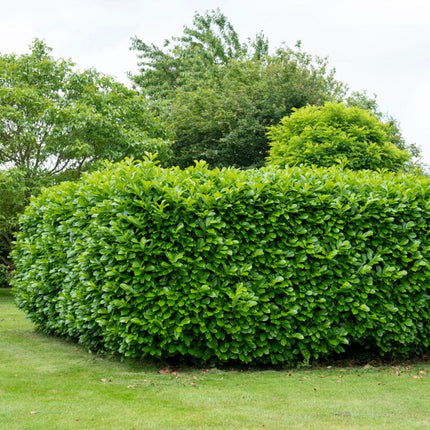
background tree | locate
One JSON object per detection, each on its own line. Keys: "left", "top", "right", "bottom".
{"left": 130, "top": 10, "right": 259, "bottom": 99}
{"left": 1, "top": 39, "right": 171, "bottom": 179}
{"left": 267, "top": 101, "right": 411, "bottom": 171}
{"left": 0, "top": 39, "right": 171, "bottom": 282}
{"left": 130, "top": 10, "right": 347, "bottom": 168}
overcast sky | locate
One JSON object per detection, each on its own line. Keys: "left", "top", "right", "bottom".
{"left": 1, "top": 0, "right": 430, "bottom": 166}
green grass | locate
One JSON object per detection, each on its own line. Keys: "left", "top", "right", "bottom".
{"left": 1, "top": 288, "right": 429, "bottom": 430}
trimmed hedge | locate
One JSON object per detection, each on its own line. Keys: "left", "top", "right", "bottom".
{"left": 12, "top": 159, "right": 430, "bottom": 365}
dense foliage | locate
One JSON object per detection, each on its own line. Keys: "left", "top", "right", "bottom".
{"left": 130, "top": 10, "right": 347, "bottom": 168}
{"left": 267, "top": 102, "right": 412, "bottom": 171}
{"left": 1, "top": 39, "right": 171, "bottom": 177}
{"left": 12, "top": 159, "right": 430, "bottom": 365}
{"left": 0, "top": 168, "right": 32, "bottom": 286}
{"left": 0, "top": 40, "right": 171, "bottom": 280}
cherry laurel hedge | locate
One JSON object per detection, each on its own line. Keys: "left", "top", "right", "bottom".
{"left": 12, "top": 159, "right": 430, "bottom": 365}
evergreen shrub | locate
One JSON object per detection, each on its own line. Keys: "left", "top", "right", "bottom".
{"left": 267, "top": 102, "right": 411, "bottom": 171}
{"left": 12, "top": 159, "right": 430, "bottom": 365}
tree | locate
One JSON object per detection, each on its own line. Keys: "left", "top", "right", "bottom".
{"left": 0, "top": 39, "right": 171, "bottom": 281}
{"left": 130, "top": 9, "right": 266, "bottom": 100}
{"left": 169, "top": 51, "right": 348, "bottom": 168}
{"left": 1, "top": 39, "right": 171, "bottom": 179}
{"left": 267, "top": 102, "right": 411, "bottom": 171}
{"left": 130, "top": 10, "right": 346, "bottom": 168}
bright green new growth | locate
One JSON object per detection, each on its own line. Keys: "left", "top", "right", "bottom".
{"left": 12, "top": 159, "right": 430, "bottom": 365}
{"left": 267, "top": 102, "right": 411, "bottom": 171}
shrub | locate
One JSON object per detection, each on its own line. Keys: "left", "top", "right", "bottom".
{"left": 0, "top": 263, "right": 10, "bottom": 288}
{"left": 267, "top": 102, "right": 411, "bottom": 171}
{"left": 12, "top": 159, "right": 430, "bottom": 365}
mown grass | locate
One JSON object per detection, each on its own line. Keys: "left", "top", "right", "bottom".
{"left": 1, "top": 288, "right": 429, "bottom": 429}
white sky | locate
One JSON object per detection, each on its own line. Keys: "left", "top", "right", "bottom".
{"left": 1, "top": 0, "right": 430, "bottom": 166}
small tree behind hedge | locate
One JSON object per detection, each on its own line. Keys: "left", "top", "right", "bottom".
{"left": 267, "top": 102, "right": 412, "bottom": 171}
{"left": 12, "top": 159, "right": 430, "bottom": 365}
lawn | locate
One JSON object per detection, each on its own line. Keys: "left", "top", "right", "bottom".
{"left": 1, "top": 288, "right": 429, "bottom": 430}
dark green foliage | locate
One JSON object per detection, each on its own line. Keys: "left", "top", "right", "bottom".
{"left": 0, "top": 168, "right": 36, "bottom": 286}
{"left": 167, "top": 54, "right": 343, "bottom": 169}
{"left": 267, "top": 102, "right": 412, "bottom": 171}
{"left": 131, "top": 11, "right": 346, "bottom": 168}
{"left": 0, "top": 244, "right": 10, "bottom": 288}
{"left": 12, "top": 159, "right": 430, "bottom": 365}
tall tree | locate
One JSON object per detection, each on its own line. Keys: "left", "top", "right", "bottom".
{"left": 130, "top": 10, "right": 267, "bottom": 99}
{"left": 1, "top": 39, "right": 171, "bottom": 179}
{"left": 167, "top": 49, "right": 346, "bottom": 168}
{"left": 130, "top": 10, "right": 347, "bottom": 168}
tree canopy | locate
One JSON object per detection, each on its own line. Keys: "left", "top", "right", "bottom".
{"left": 130, "top": 10, "right": 347, "bottom": 168}
{"left": 267, "top": 102, "right": 411, "bottom": 171}
{"left": 130, "top": 10, "right": 268, "bottom": 100}
{"left": 1, "top": 39, "right": 171, "bottom": 180}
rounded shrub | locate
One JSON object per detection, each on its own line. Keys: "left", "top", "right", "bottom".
{"left": 12, "top": 159, "right": 430, "bottom": 365}
{"left": 267, "top": 102, "right": 411, "bottom": 171}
